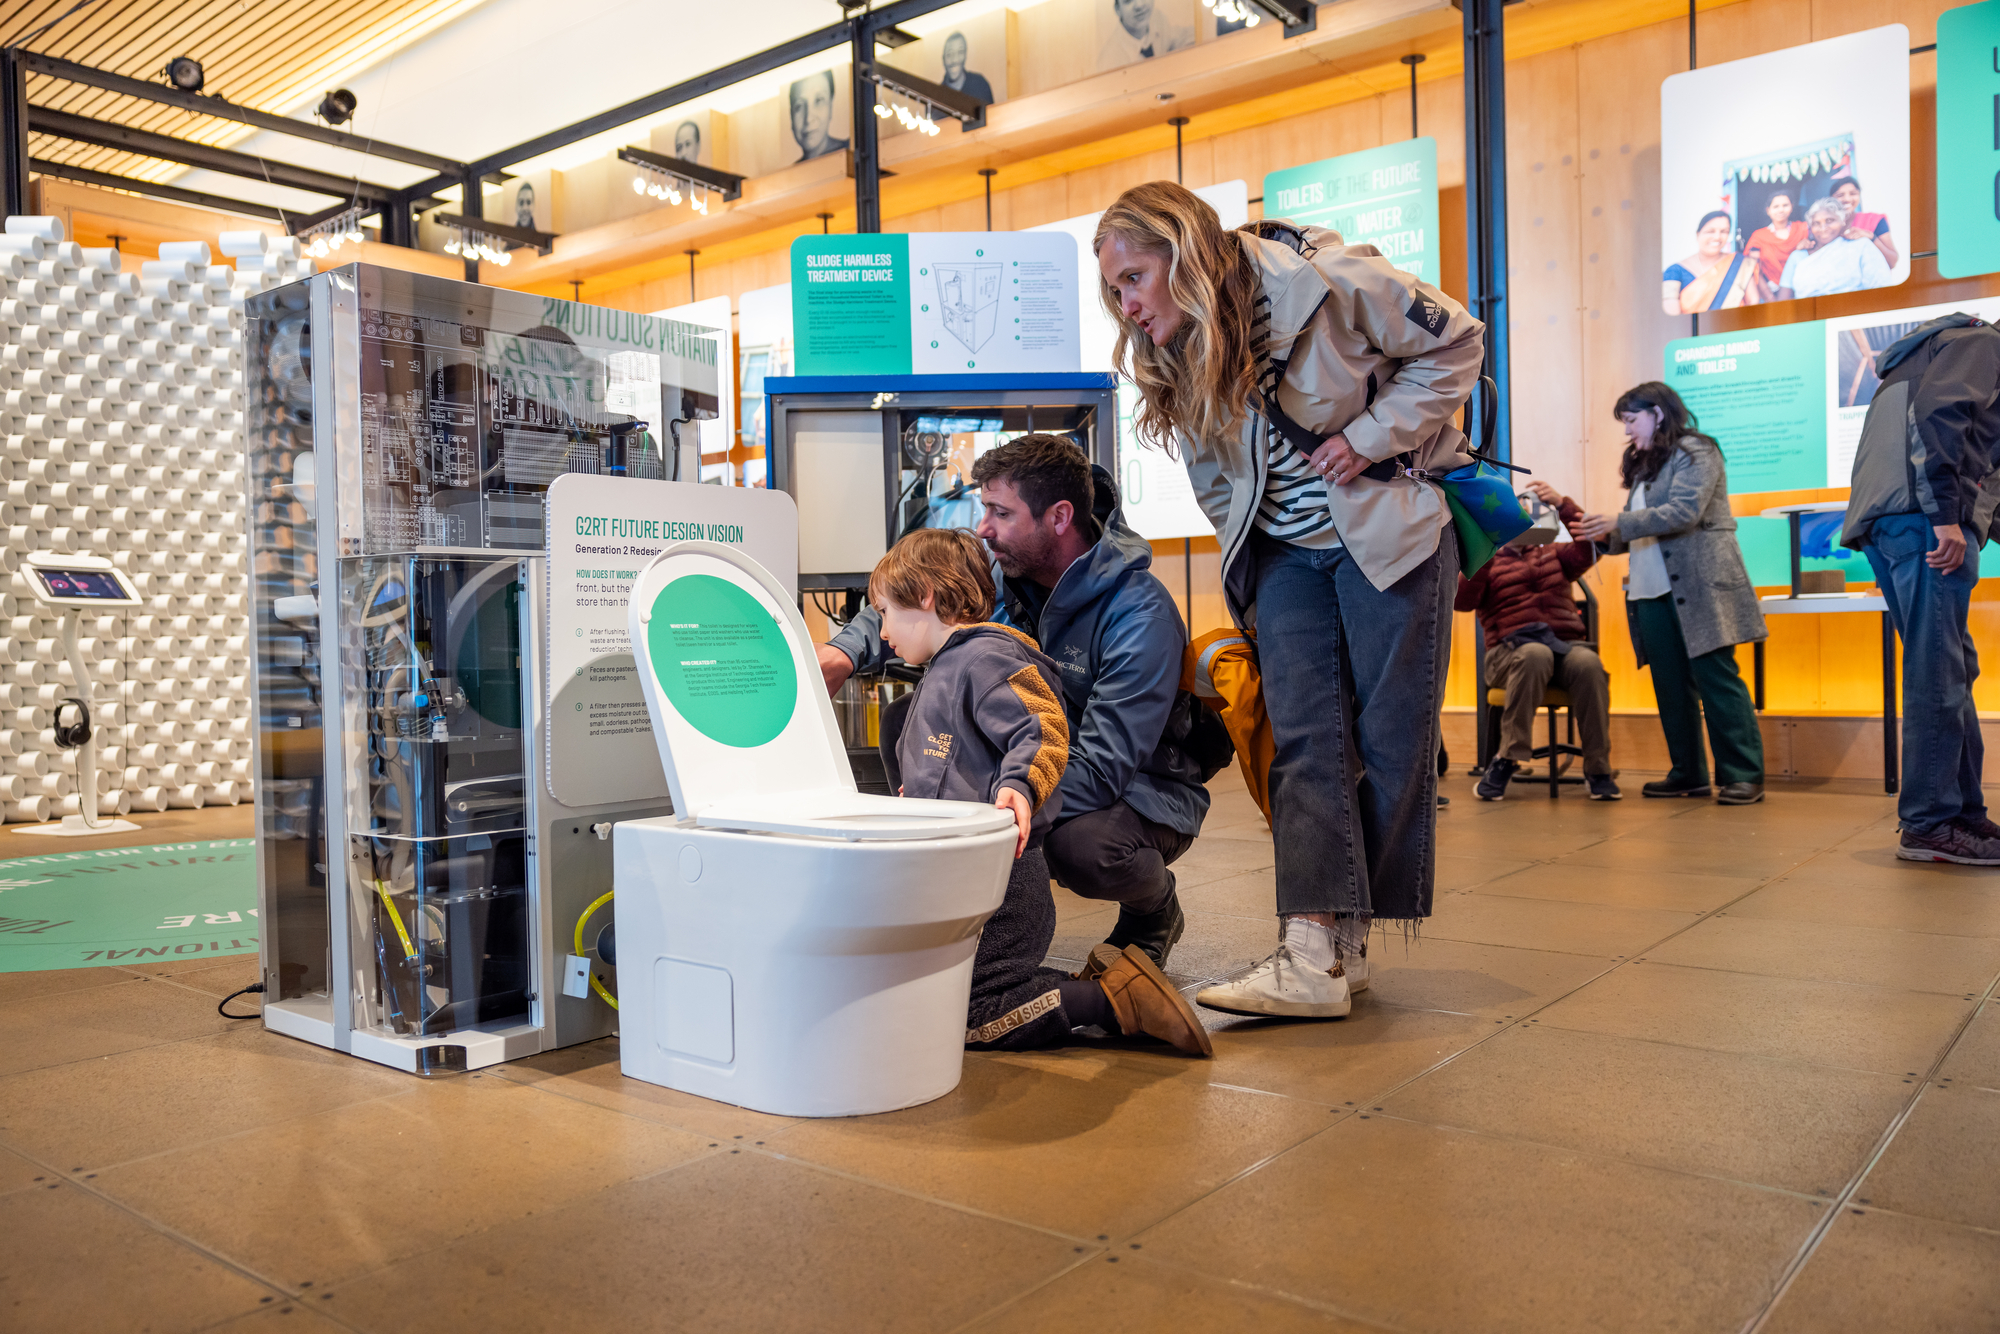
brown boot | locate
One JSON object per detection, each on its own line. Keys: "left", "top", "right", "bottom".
{"left": 1074, "top": 941, "right": 1122, "bottom": 982}
{"left": 1096, "top": 944, "right": 1213, "bottom": 1057}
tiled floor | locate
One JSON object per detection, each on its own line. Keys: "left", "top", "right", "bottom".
{"left": 4, "top": 771, "right": 2000, "bottom": 1332}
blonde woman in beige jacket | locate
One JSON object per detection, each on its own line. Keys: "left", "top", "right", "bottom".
{"left": 1095, "top": 181, "right": 1485, "bottom": 1020}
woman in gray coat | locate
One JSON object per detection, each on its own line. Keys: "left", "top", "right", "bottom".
{"left": 1573, "top": 382, "right": 1767, "bottom": 804}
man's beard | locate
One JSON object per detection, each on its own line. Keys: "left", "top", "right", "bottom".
{"left": 987, "top": 528, "right": 1055, "bottom": 581}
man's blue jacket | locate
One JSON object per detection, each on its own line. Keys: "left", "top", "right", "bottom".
{"left": 828, "top": 467, "right": 1209, "bottom": 836}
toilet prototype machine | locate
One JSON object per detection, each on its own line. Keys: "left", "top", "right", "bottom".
{"left": 614, "top": 540, "right": 1018, "bottom": 1117}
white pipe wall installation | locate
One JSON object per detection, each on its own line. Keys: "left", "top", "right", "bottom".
{"left": 0, "top": 217, "right": 313, "bottom": 819}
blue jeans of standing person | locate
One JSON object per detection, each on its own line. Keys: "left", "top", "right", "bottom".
{"left": 1250, "top": 525, "right": 1456, "bottom": 924}
{"left": 1863, "top": 512, "right": 1986, "bottom": 834}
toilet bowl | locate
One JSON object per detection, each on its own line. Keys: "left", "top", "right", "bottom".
{"left": 614, "top": 541, "right": 1017, "bottom": 1117}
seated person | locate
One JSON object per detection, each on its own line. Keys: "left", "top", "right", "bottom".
{"left": 869, "top": 528, "right": 1210, "bottom": 1057}
{"left": 1776, "top": 197, "right": 1891, "bottom": 300}
{"left": 1456, "top": 480, "right": 1618, "bottom": 801}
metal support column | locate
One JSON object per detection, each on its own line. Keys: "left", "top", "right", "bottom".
{"left": 0, "top": 49, "right": 29, "bottom": 217}
{"left": 851, "top": 20, "right": 881, "bottom": 233}
{"left": 1462, "top": 0, "right": 1513, "bottom": 464}
{"left": 459, "top": 169, "right": 482, "bottom": 282}
{"left": 383, "top": 191, "right": 414, "bottom": 249}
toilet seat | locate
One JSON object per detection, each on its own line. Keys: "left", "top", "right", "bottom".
{"left": 694, "top": 788, "right": 1015, "bottom": 841}
{"left": 627, "top": 540, "right": 1012, "bottom": 841}
{"left": 618, "top": 540, "right": 1020, "bottom": 1116}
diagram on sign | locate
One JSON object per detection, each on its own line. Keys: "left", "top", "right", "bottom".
{"left": 935, "top": 262, "right": 1002, "bottom": 353}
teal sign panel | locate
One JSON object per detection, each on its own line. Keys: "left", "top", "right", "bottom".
{"left": 1938, "top": 0, "right": 2000, "bottom": 278}
{"left": 791, "top": 234, "right": 913, "bottom": 375}
{"left": 1261, "top": 138, "right": 1439, "bottom": 281}
{"left": 1664, "top": 321, "right": 1828, "bottom": 493}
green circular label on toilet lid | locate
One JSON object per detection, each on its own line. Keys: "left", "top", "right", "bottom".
{"left": 647, "top": 574, "right": 798, "bottom": 748}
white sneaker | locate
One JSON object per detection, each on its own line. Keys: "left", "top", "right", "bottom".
{"left": 1195, "top": 944, "right": 1352, "bottom": 1018}
{"left": 1339, "top": 951, "right": 1369, "bottom": 994}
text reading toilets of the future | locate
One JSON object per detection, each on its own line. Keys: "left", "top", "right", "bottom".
{"left": 789, "top": 231, "right": 1081, "bottom": 376}
{"left": 545, "top": 474, "right": 799, "bottom": 808}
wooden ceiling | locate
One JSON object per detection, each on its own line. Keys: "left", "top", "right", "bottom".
{"left": 1, "top": 0, "right": 475, "bottom": 184}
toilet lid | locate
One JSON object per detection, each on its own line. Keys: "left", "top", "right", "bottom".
{"left": 628, "top": 541, "right": 1010, "bottom": 842}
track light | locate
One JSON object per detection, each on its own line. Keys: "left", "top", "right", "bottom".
{"left": 316, "top": 89, "right": 358, "bottom": 125}
{"left": 876, "top": 99, "right": 942, "bottom": 137}
{"left": 443, "top": 227, "right": 513, "bottom": 267}
{"left": 299, "top": 206, "right": 370, "bottom": 260}
{"left": 164, "top": 56, "right": 204, "bottom": 93}
{"left": 1201, "top": 0, "right": 1262, "bottom": 24}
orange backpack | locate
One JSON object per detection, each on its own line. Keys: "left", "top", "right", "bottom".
{"left": 1181, "top": 628, "right": 1275, "bottom": 823}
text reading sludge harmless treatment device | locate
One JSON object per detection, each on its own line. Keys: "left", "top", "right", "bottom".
{"left": 244, "top": 264, "right": 723, "bottom": 1075}
{"left": 613, "top": 541, "right": 1018, "bottom": 1116}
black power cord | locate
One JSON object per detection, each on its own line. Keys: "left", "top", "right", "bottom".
{"left": 218, "top": 982, "right": 266, "bottom": 1019}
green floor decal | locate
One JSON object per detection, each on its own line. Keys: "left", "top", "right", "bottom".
{"left": 0, "top": 839, "right": 258, "bottom": 973}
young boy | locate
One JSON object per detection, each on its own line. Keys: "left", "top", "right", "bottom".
{"left": 870, "top": 528, "right": 1210, "bottom": 1056}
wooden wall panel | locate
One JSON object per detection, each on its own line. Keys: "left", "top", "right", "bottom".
{"left": 1503, "top": 47, "right": 1585, "bottom": 487}
{"left": 578, "top": 0, "right": 2000, "bottom": 766}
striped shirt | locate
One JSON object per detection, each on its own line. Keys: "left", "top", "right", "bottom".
{"left": 1249, "top": 291, "right": 1341, "bottom": 547}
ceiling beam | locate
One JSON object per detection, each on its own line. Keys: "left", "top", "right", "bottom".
{"left": 17, "top": 51, "right": 465, "bottom": 174}
{"left": 400, "top": 0, "right": 967, "bottom": 199}
{"left": 29, "top": 156, "right": 288, "bottom": 221}
{"left": 27, "top": 106, "right": 399, "bottom": 203}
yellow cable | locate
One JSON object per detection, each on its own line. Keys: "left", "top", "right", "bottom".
{"left": 373, "top": 880, "right": 417, "bottom": 959}
{"left": 572, "top": 890, "right": 618, "bottom": 1010}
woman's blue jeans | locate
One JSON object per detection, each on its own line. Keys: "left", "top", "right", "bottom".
{"left": 1863, "top": 513, "right": 1986, "bottom": 834}
{"left": 1250, "top": 525, "right": 1455, "bottom": 922}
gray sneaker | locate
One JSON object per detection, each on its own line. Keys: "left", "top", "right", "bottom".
{"left": 1898, "top": 823, "right": 2000, "bottom": 866}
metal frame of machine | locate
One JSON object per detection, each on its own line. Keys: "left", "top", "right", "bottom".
{"left": 763, "top": 372, "right": 1117, "bottom": 593}
{"left": 245, "top": 263, "right": 722, "bottom": 1075}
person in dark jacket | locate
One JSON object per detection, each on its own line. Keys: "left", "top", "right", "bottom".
{"left": 1841, "top": 314, "right": 2000, "bottom": 865}
{"left": 821, "top": 434, "right": 1207, "bottom": 969}
{"left": 869, "top": 528, "right": 1210, "bottom": 1056}
{"left": 1457, "top": 480, "right": 1618, "bottom": 801}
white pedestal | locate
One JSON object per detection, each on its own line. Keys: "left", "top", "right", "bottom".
{"left": 14, "top": 814, "right": 144, "bottom": 837}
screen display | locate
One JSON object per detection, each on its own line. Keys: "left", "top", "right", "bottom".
{"left": 33, "top": 568, "right": 130, "bottom": 600}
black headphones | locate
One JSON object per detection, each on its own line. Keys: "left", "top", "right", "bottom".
{"left": 52, "top": 697, "right": 91, "bottom": 750}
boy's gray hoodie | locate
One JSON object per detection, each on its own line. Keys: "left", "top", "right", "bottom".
{"left": 896, "top": 622, "right": 1071, "bottom": 842}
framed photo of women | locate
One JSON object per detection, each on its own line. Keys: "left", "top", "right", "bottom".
{"left": 1658, "top": 26, "right": 1909, "bottom": 318}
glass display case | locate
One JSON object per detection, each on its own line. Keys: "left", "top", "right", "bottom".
{"left": 245, "top": 265, "right": 721, "bottom": 1073}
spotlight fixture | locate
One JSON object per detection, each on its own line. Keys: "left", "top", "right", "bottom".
{"left": 1202, "top": 0, "right": 1262, "bottom": 26}
{"left": 297, "top": 205, "right": 369, "bottom": 260}
{"left": 430, "top": 212, "right": 558, "bottom": 262}
{"left": 164, "top": 56, "right": 204, "bottom": 93}
{"left": 443, "top": 227, "right": 514, "bottom": 267}
{"left": 856, "top": 62, "right": 988, "bottom": 133}
{"left": 615, "top": 146, "right": 745, "bottom": 216}
{"left": 316, "top": 88, "right": 358, "bottom": 125}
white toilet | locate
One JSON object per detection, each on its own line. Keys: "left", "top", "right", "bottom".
{"left": 614, "top": 540, "right": 1019, "bottom": 1117}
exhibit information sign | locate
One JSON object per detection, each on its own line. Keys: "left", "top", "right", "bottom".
{"left": 1261, "top": 139, "right": 1438, "bottom": 282}
{"left": 1664, "top": 295, "right": 2000, "bottom": 583}
{"left": 545, "top": 474, "right": 798, "bottom": 808}
{"left": 1657, "top": 25, "right": 1910, "bottom": 316}
{"left": 1664, "top": 321, "right": 1828, "bottom": 493}
{"left": 1937, "top": 0, "right": 2000, "bottom": 279}
{"left": 790, "top": 232, "right": 1080, "bottom": 376}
